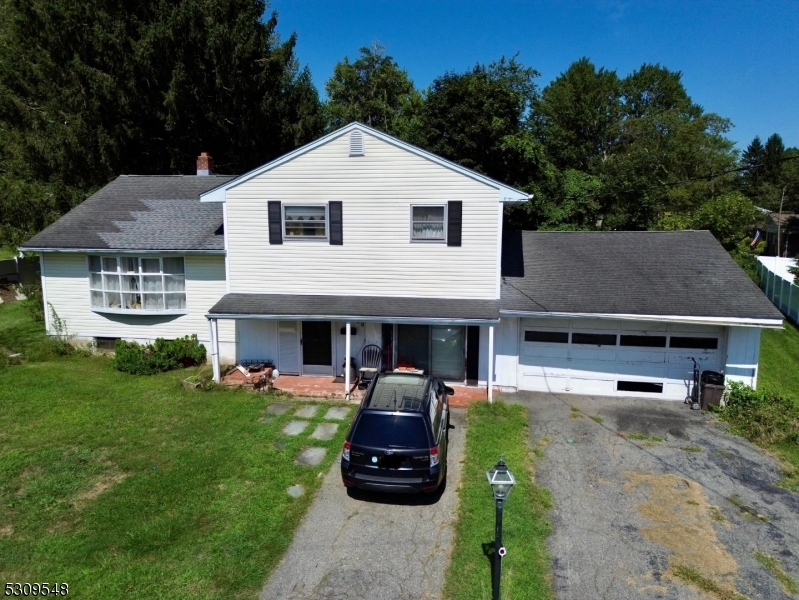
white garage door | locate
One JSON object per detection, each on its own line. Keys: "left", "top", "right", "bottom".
{"left": 518, "top": 318, "right": 724, "bottom": 400}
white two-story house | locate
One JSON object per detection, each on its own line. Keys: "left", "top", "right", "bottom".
{"left": 21, "top": 123, "right": 783, "bottom": 401}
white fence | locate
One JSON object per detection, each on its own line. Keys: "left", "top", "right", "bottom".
{"left": 758, "top": 258, "right": 799, "bottom": 323}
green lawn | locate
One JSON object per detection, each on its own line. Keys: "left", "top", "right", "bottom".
{"left": 740, "top": 321, "right": 799, "bottom": 490}
{"left": 443, "top": 401, "right": 553, "bottom": 600}
{"left": 0, "top": 301, "right": 348, "bottom": 599}
{"left": 759, "top": 322, "right": 799, "bottom": 399}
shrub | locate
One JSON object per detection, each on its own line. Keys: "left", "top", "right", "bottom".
{"left": 14, "top": 282, "right": 44, "bottom": 323}
{"left": 720, "top": 382, "right": 799, "bottom": 446}
{"left": 112, "top": 335, "right": 207, "bottom": 375}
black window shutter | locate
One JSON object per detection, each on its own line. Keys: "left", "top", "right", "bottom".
{"left": 447, "top": 201, "right": 462, "bottom": 246}
{"left": 329, "top": 201, "right": 343, "bottom": 245}
{"left": 268, "top": 201, "right": 283, "bottom": 245}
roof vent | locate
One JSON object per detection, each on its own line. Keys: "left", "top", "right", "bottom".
{"left": 349, "top": 131, "right": 364, "bottom": 156}
{"left": 197, "top": 152, "right": 214, "bottom": 176}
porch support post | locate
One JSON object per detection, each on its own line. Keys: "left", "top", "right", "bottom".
{"left": 344, "top": 322, "right": 352, "bottom": 399}
{"left": 210, "top": 318, "right": 221, "bottom": 383}
{"left": 488, "top": 325, "right": 495, "bottom": 403}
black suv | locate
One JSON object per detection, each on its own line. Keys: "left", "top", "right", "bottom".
{"left": 341, "top": 373, "right": 452, "bottom": 494}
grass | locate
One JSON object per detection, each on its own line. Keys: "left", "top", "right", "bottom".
{"left": 591, "top": 415, "right": 604, "bottom": 424}
{"left": 759, "top": 323, "right": 799, "bottom": 399}
{"left": 0, "top": 246, "right": 17, "bottom": 260}
{"left": 442, "top": 401, "right": 553, "bottom": 600}
{"left": 0, "top": 300, "right": 349, "bottom": 599}
{"left": 754, "top": 551, "right": 799, "bottom": 595}
{"left": 680, "top": 445, "right": 703, "bottom": 453}
{"left": 672, "top": 565, "right": 748, "bottom": 600}
{"left": 625, "top": 432, "right": 664, "bottom": 443}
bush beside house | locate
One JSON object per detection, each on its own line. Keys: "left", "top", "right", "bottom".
{"left": 113, "top": 335, "right": 206, "bottom": 375}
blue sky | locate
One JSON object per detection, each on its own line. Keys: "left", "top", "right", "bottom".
{"left": 269, "top": 0, "right": 799, "bottom": 151}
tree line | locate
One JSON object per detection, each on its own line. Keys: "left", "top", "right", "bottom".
{"left": 1, "top": 1, "right": 797, "bottom": 271}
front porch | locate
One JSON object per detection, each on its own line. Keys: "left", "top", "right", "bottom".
{"left": 206, "top": 292, "right": 501, "bottom": 401}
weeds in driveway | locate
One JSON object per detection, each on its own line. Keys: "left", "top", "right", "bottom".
{"left": 443, "top": 401, "right": 553, "bottom": 600}
{"left": 625, "top": 432, "right": 664, "bottom": 444}
{"left": 681, "top": 445, "right": 703, "bottom": 453}
{"left": 754, "top": 551, "right": 799, "bottom": 594}
{"left": 591, "top": 415, "right": 604, "bottom": 424}
{"left": 672, "top": 565, "right": 748, "bottom": 600}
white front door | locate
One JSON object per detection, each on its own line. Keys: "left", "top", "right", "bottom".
{"left": 278, "top": 321, "right": 300, "bottom": 374}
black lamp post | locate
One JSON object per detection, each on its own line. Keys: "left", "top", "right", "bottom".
{"left": 486, "top": 456, "right": 516, "bottom": 600}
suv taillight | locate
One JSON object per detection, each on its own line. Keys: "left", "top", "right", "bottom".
{"left": 342, "top": 441, "right": 351, "bottom": 461}
{"left": 430, "top": 445, "right": 439, "bottom": 467}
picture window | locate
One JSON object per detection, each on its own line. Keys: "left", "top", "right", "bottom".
{"left": 88, "top": 256, "right": 186, "bottom": 312}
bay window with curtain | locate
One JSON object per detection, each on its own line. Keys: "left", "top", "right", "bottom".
{"left": 88, "top": 255, "right": 186, "bottom": 313}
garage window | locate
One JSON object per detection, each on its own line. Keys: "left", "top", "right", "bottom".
{"left": 669, "top": 336, "right": 718, "bottom": 350}
{"left": 524, "top": 330, "right": 569, "bottom": 343}
{"left": 572, "top": 333, "right": 617, "bottom": 346}
{"left": 620, "top": 335, "right": 667, "bottom": 348}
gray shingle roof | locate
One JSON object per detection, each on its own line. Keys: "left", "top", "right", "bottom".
{"left": 209, "top": 293, "right": 499, "bottom": 322}
{"left": 21, "top": 175, "right": 235, "bottom": 252}
{"left": 500, "top": 230, "right": 783, "bottom": 322}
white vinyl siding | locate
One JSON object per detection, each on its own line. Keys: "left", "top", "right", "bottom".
{"left": 41, "top": 253, "right": 234, "bottom": 360}
{"left": 225, "top": 131, "right": 499, "bottom": 299}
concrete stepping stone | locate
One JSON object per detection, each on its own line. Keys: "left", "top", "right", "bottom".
{"left": 295, "top": 405, "right": 319, "bottom": 419}
{"left": 295, "top": 447, "right": 327, "bottom": 466}
{"left": 310, "top": 423, "right": 339, "bottom": 441}
{"left": 324, "top": 407, "right": 350, "bottom": 420}
{"left": 283, "top": 420, "right": 309, "bottom": 436}
{"left": 274, "top": 442, "right": 286, "bottom": 450}
{"left": 287, "top": 484, "right": 304, "bottom": 498}
{"left": 266, "top": 402, "right": 292, "bottom": 415}
{"left": 258, "top": 417, "right": 273, "bottom": 424}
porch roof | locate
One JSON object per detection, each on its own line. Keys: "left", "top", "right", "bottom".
{"left": 207, "top": 293, "right": 499, "bottom": 324}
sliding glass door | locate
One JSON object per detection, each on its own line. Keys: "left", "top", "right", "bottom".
{"left": 431, "top": 326, "right": 465, "bottom": 380}
{"left": 395, "top": 324, "right": 464, "bottom": 380}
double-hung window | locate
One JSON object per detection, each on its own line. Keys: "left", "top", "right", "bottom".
{"left": 88, "top": 256, "right": 186, "bottom": 313}
{"left": 411, "top": 205, "right": 446, "bottom": 241}
{"left": 283, "top": 205, "right": 328, "bottom": 238}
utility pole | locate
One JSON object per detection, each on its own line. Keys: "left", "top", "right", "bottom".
{"left": 777, "top": 185, "right": 787, "bottom": 257}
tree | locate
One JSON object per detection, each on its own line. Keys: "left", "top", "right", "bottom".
{"left": 418, "top": 57, "right": 544, "bottom": 187}
{"left": 323, "top": 43, "right": 418, "bottom": 135}
{"left": 0, "top": 0, "right": 322, "bottom": 247}
{"left": 533, "top": 58, "right": 621, "bottom": 173}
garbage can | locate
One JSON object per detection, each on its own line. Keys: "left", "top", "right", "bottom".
{"left": 701, "top": 370, "right": 725, "bottom": 385}
{"left": 700, "top": 383, "right": 725, "bottom": 409}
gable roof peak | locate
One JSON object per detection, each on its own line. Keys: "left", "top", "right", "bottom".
{"left": 199, "top": 122, "right": 529, "bottom": 204}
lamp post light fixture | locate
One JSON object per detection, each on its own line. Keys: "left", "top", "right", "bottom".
{"left": 486, "top": 456, "right": 516, "bottom": 600}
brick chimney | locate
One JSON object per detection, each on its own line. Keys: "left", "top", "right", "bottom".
{"left": 196, "top": 152, "right": 214, "bottom": 176}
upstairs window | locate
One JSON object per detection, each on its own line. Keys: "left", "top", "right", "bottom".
{"left": 411, "top": 205, "right": 446, "bottom": 241}
{"left": 283, "top": 205, "right": 328, "bottom": 238}
{"left": 88, "top": 256, "right": 186, "bottom": 312}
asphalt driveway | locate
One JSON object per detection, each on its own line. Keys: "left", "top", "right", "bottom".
{"left": 260, "top": 408, "right": 465, "bottom": 600}
{"left": 516, "top": 392, "right": 799, "bottom": 600}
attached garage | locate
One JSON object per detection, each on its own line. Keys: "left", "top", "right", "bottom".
{"left": 497, "top": 230, "right": 784, "bottom": 400}
{"left": 517, "top": 318, "right": 723, "bottom": 399}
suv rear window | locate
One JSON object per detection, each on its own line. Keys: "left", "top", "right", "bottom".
{"left": 351, "top": 413, "right": 430, "bottom": 449}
